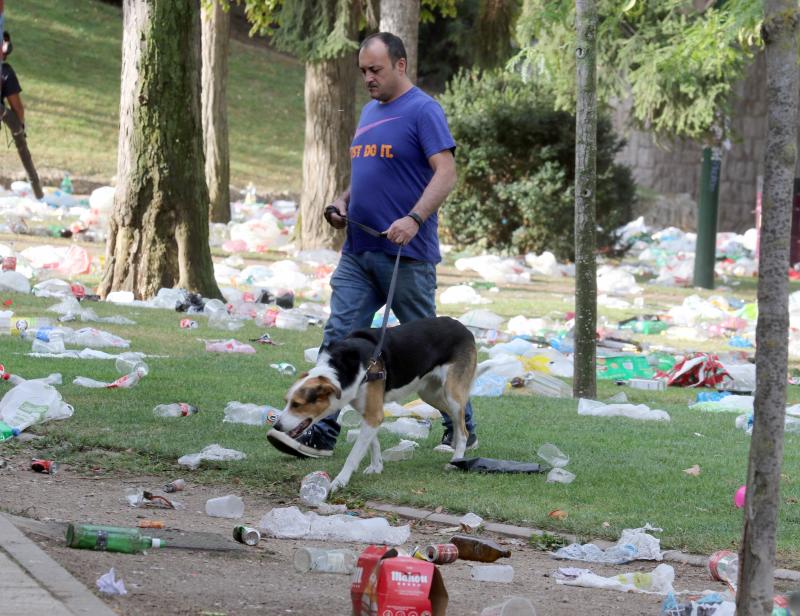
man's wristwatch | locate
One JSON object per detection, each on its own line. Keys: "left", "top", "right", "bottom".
{"left": 407, "top": 212, "right": 423, "bottom": 227}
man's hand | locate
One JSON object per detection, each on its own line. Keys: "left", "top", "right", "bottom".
{"left": 385, "top": 215, "right": 420, "bottom": 246}
{"left": 324, "top": 198, "right": 347, "bottom": 229}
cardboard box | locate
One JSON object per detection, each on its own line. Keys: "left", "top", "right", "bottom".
{"left": 352, "top": 546, "right": 448, "bottom": 616}
{"left": 628, "top": 378, "right": 666, "bottom": 391}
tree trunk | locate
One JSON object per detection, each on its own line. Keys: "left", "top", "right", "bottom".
{"left": 298, "top": 54, "right": 355, "bottom": 250}
{"left": 737, "top": 2, "right": 799, "bottom": 614}
{"left": 201, "top": 0, "right": 231, "bottom": 223}
{"left": 379, "top": 0, "right": 419, "bottom": 83}
{"left": 100, "top": 0, "right": 222, "bottom": 300}
{"left": 572, "top": 0, "right": 597, "bottom": 399}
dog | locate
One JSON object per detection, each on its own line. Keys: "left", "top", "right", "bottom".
{"left": 267, "top": 316, "right": 478, "bottom": 492}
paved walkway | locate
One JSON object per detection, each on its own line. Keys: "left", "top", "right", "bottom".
{"left": 0, "top": 513, "right": 116, "bottom": 616}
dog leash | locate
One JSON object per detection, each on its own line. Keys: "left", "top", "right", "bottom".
{"left": 325, "top": 205, "right": 401, "bottom": 383}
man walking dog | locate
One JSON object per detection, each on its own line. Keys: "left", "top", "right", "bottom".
{"left": 270, "top": 31, "right": 478, "bottom": 458}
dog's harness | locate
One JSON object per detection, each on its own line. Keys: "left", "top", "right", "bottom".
{"left": 325, "top": 205, "right": 401, "bottom": 384}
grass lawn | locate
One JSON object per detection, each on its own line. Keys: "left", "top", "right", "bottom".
{"left": 3, "top": 260, "right": 800, "bottom": 566}
{"left": 0, "top": 0, "right": 305, "bottom": 193}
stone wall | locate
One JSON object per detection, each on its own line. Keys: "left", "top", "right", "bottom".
{"left": 612, "top": 53, "right": 770, "bottom": 233}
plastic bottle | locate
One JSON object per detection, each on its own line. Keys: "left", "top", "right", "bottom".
{"left": 223, "top": 402, "right": 280, "bottom": 426}
{"left": 450, "top": 536, "right": 512, "bottom": 562}
{"left": 60, "top": 174, "right": 73, "bottom": 194}
{"left": 0, "top": 420, "right": 20, "bottom": 442}
{"left": 293, "top": 547, "right": 357, "bottom": 573}
{"left": 708, "top": 550, "right": 739, "bottom": 587}
{"left": 299, "top": 470, "right": 331, "bottom": 506}
{"left": 337, "top": 405, "right": 362, "bottom": 428}
{"left": 696, "top": 391, "right": 731, "bottom": 403}
{"left": 381, "top": 440, "right": 418, "bottom": 462}
{"left": 205, "top": 495, "right": 244, "bottom": 519}
{"left": 66, "top": 524, "right": 162, "bottom": 554}
{"left": 153, "top": 403, "right": 198, "bottom": 418}
{"left": 471, "top": 564, "right": 515, "bottom": 583}
{"left": 163, "top": 479, "right": 185, "bottom": 493}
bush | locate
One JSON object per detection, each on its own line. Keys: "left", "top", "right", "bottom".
{"left": 438, "top": 70, "right": 636, "bottom": 261}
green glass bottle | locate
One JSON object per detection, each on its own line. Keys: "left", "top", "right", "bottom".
{"left": 66, "top": 524, "right": 163, "bottom": 554}
{"left": 0, "top": 420, "right": 19, "bottom": 442}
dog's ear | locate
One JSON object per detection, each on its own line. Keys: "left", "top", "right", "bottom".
{"left": 317, "top": 379, "right": 342, "bottom": 400}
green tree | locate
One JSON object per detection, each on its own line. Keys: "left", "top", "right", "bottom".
{"left": 515, "top": 0, "right": 762, "bottom": 142}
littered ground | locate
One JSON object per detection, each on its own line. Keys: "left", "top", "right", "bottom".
{"left": 0, "top": 446, "right": 758, "bottom": 616}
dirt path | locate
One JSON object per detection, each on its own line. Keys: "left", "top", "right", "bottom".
{"left": 0, "top": 447, "right": 735, "bottom": 616}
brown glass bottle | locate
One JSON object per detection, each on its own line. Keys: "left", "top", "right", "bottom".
{"left": 449, "top": 535, "right": 511, "bottom": 562}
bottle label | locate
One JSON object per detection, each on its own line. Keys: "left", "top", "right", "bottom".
{"left": 180, "top": 403, "right": 190, "bottom": 416}
{"left": 96, "top": 531, "right": 108, "bottom": 550}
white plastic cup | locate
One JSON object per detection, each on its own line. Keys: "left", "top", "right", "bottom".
{"left": 546, "top": 468, "right": 576, "bottom": 484}
{"left": 480, "top": 596, "right": 537, "bottom": 616}
{"left": 537, "top": 443, "right": 569, "bottom": 468}
{"left": 471, "top": 564, "right": 515, "bottom": 583}
{"left": 293, "top": 547, "right": 356, "bottom": 574}
{"left": 205, "top": 495, "right": 244, "bottom": 519}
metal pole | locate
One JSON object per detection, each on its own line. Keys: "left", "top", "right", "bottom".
{"left": 693, "top": 146, "right": 721, "bottom": 289}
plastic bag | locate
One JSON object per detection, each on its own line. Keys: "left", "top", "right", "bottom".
{"left": 204, "top": 339, "right": 256, "bottom": 354}
{"left": 555, "top": 563, "right": 675, "bottom": 594}
{"left": 177, "top": 444, "right": 246, "bottom": 469}
{"left": 440, "top": 285, "right": 490, "bottom": 305}
{"left": 0, "top": 380, "right": 74, "bottom": 431}
{"left": 259, "top": 506, "right": 410, "bottom": 545}
{"left": 578, "top": 398, "right": 670, "bottom": 422}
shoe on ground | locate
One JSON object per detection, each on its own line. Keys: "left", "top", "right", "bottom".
{"left": 267, "top": 428, "right": 334, "bottom": 459}
{"left": 433, "top": 428, "right": 478, "bottom": 453}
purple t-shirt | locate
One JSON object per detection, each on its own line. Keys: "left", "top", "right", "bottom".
{"left": 344, "top": 87, "right": 455, "bottom": 264}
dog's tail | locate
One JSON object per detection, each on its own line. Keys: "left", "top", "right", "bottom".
{"left": 475, "top": 357, "right": 505, "bottom": 379}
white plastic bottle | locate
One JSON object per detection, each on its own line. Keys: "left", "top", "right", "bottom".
{"left": 223, "top": 402, "right": 279, "bottom": 426}
{"left": 299, "top": 470, "right": 331, "bottom": 506}
{"left": 293, "top": 547, "right": 356, "bottom": 573}
{"left": 153, "top": 403, "right": 198, "bottom": 418}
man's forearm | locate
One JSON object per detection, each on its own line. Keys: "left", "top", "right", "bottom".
{"left": 410, "top": 166, "right": 456, "bottom": 221}
{"left": 335, "top": 187, "right": 351, "bottom": 209}
{"left": 8, "top": 95, "right": 23, "bottom": 126}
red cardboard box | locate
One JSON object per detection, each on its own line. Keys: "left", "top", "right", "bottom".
{"left": 351, "top": 546, "right": 448, "bottom": 616}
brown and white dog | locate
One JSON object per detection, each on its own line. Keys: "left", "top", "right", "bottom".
{"left": 267, "top": 317, "right": 478, "bottom": 492}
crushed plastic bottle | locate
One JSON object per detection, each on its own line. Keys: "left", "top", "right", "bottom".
{"left": 223, "top": 401, "right": 280, "bottom": 426}
{"left": 300, "top": 470, "right": 331, "bottom": 506}
{"left": 270, "top": 362, "right": 297, "bottom": 376}
{"left": 177, "top": 444, "right": 246, "bottom": 469}
{"left": 153, "top": 403, "right": 198, "bottom": 418}
{"left": 546, "top": 468, "right": 577, "bottom": 484}
{"left": 380, "top": 417, "right": 430, "bottom": 439}
{"left": 381, "top": 439, "right": 418, "bottom": 462}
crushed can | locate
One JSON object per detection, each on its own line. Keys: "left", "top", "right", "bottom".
{"left": 163, "top": 479, "right": 186, "bottom": 493}
{"left": 2, "top": 256, "right": 16, "bottom": 271}
{"left": 233, "top": 525, "right": 261, "bottom": 546}
{"left": 31, "top": 459, "right": 59, "bottom": 474}
{"left": 180, "top": 318, "right": 198, "bottom": 329}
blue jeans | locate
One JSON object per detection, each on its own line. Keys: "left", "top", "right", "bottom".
{"left": 311, "top": 250, "right": 476, "bottom": 446}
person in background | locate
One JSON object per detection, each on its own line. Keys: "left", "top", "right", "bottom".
{"left": 1, "top": 31, "right": 24, "bottom": 128}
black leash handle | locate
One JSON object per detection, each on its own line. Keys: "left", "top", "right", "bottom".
{"left": 324, "top": 205, "right": 387, "bottom": 238}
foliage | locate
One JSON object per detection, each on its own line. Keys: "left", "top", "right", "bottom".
{"left": 513, "top": 0, "right": 763, "bottom": 143}
{"left": 419, "top": 0, "right": 521, "bottom": 91}
{"left": 237, "top": 0, "right": 358, "bottom": 62}
{"left": 439, "top": 70, "right": 635, "bottom": 260}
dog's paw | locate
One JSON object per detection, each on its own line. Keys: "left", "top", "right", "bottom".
{"left": 363, "top": 462, "right": 383, "bottom": 475}
{"left": 330, "top": 476, "right": 348, "bottom": 492}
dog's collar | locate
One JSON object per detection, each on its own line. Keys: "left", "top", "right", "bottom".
{"left": 363, "top": 357, "right": 385, "bottom": 382}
